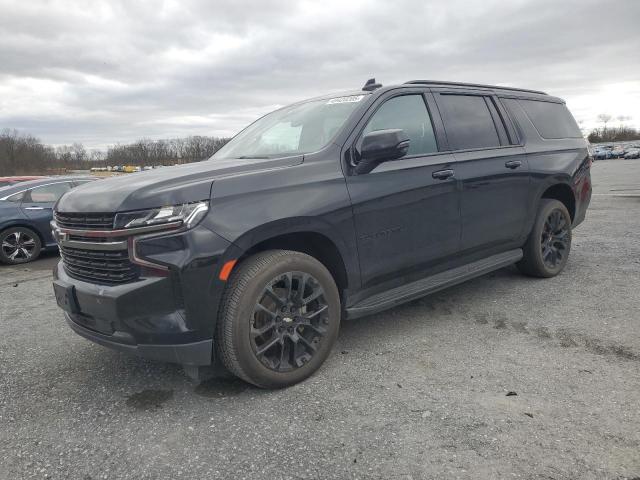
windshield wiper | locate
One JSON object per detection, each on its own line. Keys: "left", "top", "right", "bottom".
{"left": 236, "top": 155, "right": 271, "bottom": 159}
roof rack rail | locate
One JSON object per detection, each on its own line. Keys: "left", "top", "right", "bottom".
{"left": 404, "top": 80, "right": 547, "bottom": 95}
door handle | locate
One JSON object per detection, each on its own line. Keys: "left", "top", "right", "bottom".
{"left": 432, "top": 169, "right": 455, "bottom": 180}
{"left": 24, "top": 206, "right": 45, "bottom": 210}
{"left": 505, "top": 160, "right": 522, "bottom": 169}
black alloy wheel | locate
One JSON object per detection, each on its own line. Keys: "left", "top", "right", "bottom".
{"left": 541, "top": 209, "right": 570, "bottom": 269}
{"left": 250, "top": 271, "right": 329, "bottom": 372}
{"left": 517, "top": 199, "right": 572, "bottom": 278}
{"left": 216, "top": 250, "right": 341, "bottom": 388}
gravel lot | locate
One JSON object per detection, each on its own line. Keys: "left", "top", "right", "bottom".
{"left": 1, "top": 160, "right": 639, "bottom": 480}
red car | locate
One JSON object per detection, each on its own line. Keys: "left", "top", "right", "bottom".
{"left": 0, "top": 176, "right": 47, "bottom": 188}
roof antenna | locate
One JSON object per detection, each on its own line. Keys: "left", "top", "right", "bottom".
{"left": 362, "top": 78, "right": 382, "bottom": 92}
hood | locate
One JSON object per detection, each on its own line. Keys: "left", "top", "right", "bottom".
{"left": 56, "top": 156, "right": 302, "bottom": 213}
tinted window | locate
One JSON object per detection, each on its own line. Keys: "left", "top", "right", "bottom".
{"left": 438, "top": 94, "right": 501, "bottom": 150}
{"left": 24, "top": 183, "right": 72, "bottom": 203}
{"left": 518, "top": 100, "right": 582, "bottom": 139}
{"left": 362, "top": 95, "right": 438, "bottom": 156}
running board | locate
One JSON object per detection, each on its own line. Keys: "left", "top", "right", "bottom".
{"left": 346, "top": 249, "right": 523, "bottom": 319}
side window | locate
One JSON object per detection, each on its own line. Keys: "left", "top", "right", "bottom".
{"left": 437, "top": 94, "right": 501, "bottom": 150}
{"left": 24, "top": 183, "right": 72, "bottom": 203}
{"left": 361, "top": 94, "right": 438, "bottom": 156}
{"left": 518, "top": 99, "right": 582, "bottom": 139}
{"left": 4, "top": 191, "right": 24, "bottom": 202}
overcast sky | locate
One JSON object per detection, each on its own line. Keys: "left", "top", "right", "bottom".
{"left": 1, "top": 0, "right": 639, "bottom": 148}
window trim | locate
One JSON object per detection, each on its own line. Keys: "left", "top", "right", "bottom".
{"left": 494, "top": 96, "right": 523, "bottom": 146}
{"left": 484, "top": 97, "right": 510, "bottom": 146}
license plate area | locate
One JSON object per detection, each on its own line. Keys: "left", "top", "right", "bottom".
{"left": 53, "top": 280, "right": 80, "bottom": 314}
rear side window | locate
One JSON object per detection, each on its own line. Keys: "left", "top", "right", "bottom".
{"left": 24, "top": 182, "right": 72, "bottom": 203}
{"left": 437, "top": 94, "right": 501, "bottom": 150}
{"left": 361, "top": 94, "right": 438, "bottom": 156}
{"left": 4, "top": 191, "right": 24, "bottom": 202}
{"left": 518, "top": 100, "right": 582, "bottom": 139}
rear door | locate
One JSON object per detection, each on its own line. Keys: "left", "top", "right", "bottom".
{"left": 21, "top": 181, "right": 73, "bottom": 245}
{"left": 344, "top": 89, "right": 461, "bottom": 293}
{"left": 433, "top": 90, "right": 529, "bottom": 254}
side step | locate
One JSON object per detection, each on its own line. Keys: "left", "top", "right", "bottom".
{"left": 346, "top": 249, "right": 523, "bottom": 319}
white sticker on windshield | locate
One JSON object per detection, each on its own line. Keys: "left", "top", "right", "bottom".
{"left": 326, "top": 95, "right": 365, "bottom": 105}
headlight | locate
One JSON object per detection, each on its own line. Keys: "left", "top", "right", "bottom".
{"left": 114, "top": 201, "right": 209, "bottom": 230}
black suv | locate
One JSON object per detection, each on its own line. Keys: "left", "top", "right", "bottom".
{"left": 52, "top": 79, "right": 592, "bottom": 388}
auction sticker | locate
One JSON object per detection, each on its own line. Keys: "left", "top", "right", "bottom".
{"left": 326, "top": 95, "right": 365, "bottom": 104}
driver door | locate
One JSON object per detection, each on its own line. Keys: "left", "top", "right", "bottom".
{"left": 344, "top": 91, "right": 461, "bottom": 294}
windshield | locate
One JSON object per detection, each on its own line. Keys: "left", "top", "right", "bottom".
{"left": 212, "top": 95, "right": 367, "bottom": 160}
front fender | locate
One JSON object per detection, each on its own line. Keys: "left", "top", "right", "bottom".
{"left": 220, "top": 217, "right": 360, "bottom": 291}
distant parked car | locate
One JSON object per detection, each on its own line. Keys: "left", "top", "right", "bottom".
{"left": 611, "top": 146, "right": 626, "bottom": 158}
{"left": 0, "top": 176, "right": 47, "bottom": 188}
{"left": 0, "top": 176, "right": 97, "bottom": 264}
{"left": 624, "top": 148, "right": 640, "bottom": 159}
{"left": 593, "top": 148, "right": 612, "bottom": 160}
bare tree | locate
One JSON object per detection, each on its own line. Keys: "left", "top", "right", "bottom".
{"left": 616, "top": 115, "right": 631, "bottom": 125}
{"left": 597, "top": 114, "right": 612, "bottom": 134}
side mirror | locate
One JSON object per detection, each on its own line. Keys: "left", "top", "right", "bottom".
{"left": 354, "top": 129, "right": 410, "bottom": 174}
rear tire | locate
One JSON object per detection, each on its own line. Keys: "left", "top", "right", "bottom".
{"left": 0, "top": 227, "right": 42, "bottom": 265}
{"left": 517, "top": 199, "right": 572, "bottom": 278}
{"left": 216, "top": 250, "right": 341, "bottom": 388}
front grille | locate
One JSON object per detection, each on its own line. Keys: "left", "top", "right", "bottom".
{"left": 55, "top": 212, "right": 115, "bottom": 230}
{"left": 61, "top": 246, "right": 140, "bottom": 285}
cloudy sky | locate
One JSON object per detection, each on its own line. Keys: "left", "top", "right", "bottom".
{"left": 1, "top": 0, "right": 639, "bottom": 148}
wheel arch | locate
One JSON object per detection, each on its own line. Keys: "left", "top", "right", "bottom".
{"left": 229, "top": 219, "right": 358, "bottom": 299}
{"left": 540, "top": 183, "right": 576, "bottom": 222}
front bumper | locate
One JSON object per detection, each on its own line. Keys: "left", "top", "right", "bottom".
{"left": 64, "top": 312, "right": 213, "bottom": 365}
{"left": 53, "top": 224, "right": 240, "bottom": 366}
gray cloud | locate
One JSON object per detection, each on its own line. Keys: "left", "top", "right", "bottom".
{"left": 0, "top": 0, "right": 639, "bottom": 147}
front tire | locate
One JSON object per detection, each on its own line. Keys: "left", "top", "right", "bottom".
{"left": 517, "top": 199, "right": 572, "bottom": 278}
{"left": 216, "top": 250, "right": 341, "bottom": 388}
{"left": 0, "top": 227, "right": 42, "bottom": 265}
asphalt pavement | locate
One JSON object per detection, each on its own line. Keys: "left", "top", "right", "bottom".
{"left": 1, "top": 160, "right": 639, "bottom": 480}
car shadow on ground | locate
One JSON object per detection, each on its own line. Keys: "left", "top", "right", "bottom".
{"left": 43, "top": 266, "right": 528, "bottom": 409}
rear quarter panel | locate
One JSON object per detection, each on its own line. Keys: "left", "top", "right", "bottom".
{"left": 501, "top": 97, "right": 591, "bottom": 232}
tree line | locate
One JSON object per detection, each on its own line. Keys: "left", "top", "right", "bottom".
{"left": 587, "top": 125, "right": 640, "bottom": 144}
{"left": 587, "top": 114, "right": 640, "bottom": 143}
{"left": 103, "top": 136, "right": 230, "bottom": 167}
{"left": 0, "top": 128, "right": 230, "bottom": 175}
